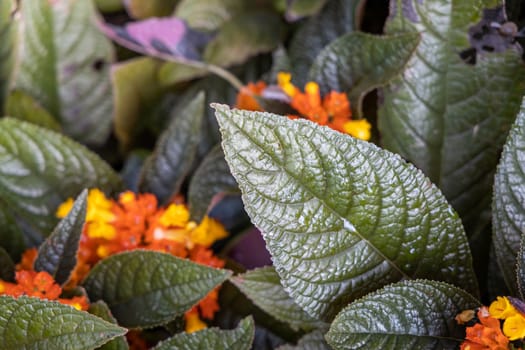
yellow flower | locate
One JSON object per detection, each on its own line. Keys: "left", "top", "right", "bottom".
{"left": 489, "top": 296, "right": 518, "bottom": 319}
{"left": 277, "top": 72, "right": 298, "bottom": 97}
{"left": 159, "top": 204, "right": 190, "bottom": 228}
{"left": 56, "top": 198, "right": 74, "bottom": 218}
{"left": 86, "top": 221, "right": 117, "bottom": 240}
{"left": 190, "top": 216, "right": 228, "bottom": 247}
{"left": 343, "top": 119, "right": 372, "bottom": 141}
{"left": 503, "top": 313, "right": 525, "bottom": 340}
{"left": 86, "top": 189, "right": 115, "bottom": 223}
{"left": 185, "top": 312, "right": 207, "bottom": 333}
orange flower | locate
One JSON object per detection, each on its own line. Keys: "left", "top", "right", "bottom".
{"left": 235, "top": 81, "right": 267, "bottom": 111}
{"left": 460, "top": 307, "right": 509, "bottom": 350}
{"left": 16, "top": 248, "right": 37, "bottom": 271}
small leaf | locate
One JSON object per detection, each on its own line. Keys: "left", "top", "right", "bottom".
{"left": 0, "top": 0, "right": 16, "bottom": 114}
{"left": 88, "top": 301, "right": 129, "bottom": 350}
{"left": 285, "top": 0, "right": 328, "bottom": 21}
{"left": 276, "top": 331, "right": 330, "bottom": 350}
{"left": 34, "top": 189, "right": 87, "bottom": 285}
{"left": 0, "top": 118, "right": 122, "bottom": 235}
{"left": 0, "top": 296, "right": 127, "bottom": 350}
{"left": 188, "top": 145, "right": 238, "bottom": 222}
{"left": 83, "top": 250, "right": 231, "bottom": 329}
{"left": 5, "top": 90, "right": 62, "bottom": 131}
{"left": 139, "top": 92, "right": 205, "bottom": 204}
{"left": 0, "top": 200, "right": 26, "bottom": 262}
{"left": 231, "top": 267, "right": 324, "bottom": 332}
{"left": 215, "top": 105, "right": 478, "bottom": 321}
{"left": 125, "top": 0, "right": 177, "bottom": 19}
{"left": 0, "top": 247, "right": 14, "bottom": 282}
{"left": 517, "top": 223, "right": 525, "bottom": 299}
{"left": 16, "top": 0, "right": 115, "bottom": 145}
{"left": 325, "top": 280, "right": 480, "bottom": 350}
{"left": 203, "top": 12, "right": 284, "bottom": 67}
{"left": 309, "top": 31, "right": 419, "bottom": 117}
{"left": 152, "top": 316, "right": 255, "bottom": 350}
{"left": 175, "top": 0, "right": 247, "bottom": 32}
{"left": 158, "top": 62, "right": 209, "bottom": 87}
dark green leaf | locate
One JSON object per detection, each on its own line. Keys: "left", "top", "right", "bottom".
{"left": 204, "top": 12, "right": 284, "bottom": 67}
{"left": 309, "top": 31, "right": 419, "bottom": 118}
{"left": 0, "top": 200, "right": 26, "bottom": 262}
{"left": 288, "top": 0, "right": 363, "bottom": 86}
{"left": 379, "top": 1, "right": 525, "bottom": 238}
{"left": 88, "top": 301, "right": 129, "bottom": 350}
{"left": 34, "top": 189, "right": 87, "bottom": 285}
{"left": 285, "top": 0, "right": 328, "bottom": 21}
{"left": 0, "top": 118, "right": 122, "bottom": 235}
{"left": 152, "top": 317, "right": 255, "bottom": 350}
{"left": 0, "top": 0, "right": 16, "bottom": 114}
{"left": 175, "top": 0, "right": 247, "bottom": 32}
{"left": 215, "top": 105, "right": 478, "bottom": 321}
{"left": 0, "top": 247, "right": 14, "bottom": 282}
{"left": 5, "top": 90, "right": 61, "bottom": 131}
{"left": 15, "top": 0, "right": 115, "bottom": 145}
{"left": 139, "top": 92, "right": 205, "bottom": 204}
{"left": 231, "top": 267, "right": 324, "bottom": 332}
{"left": 325, "top": 280, "right": 480, "bottom": 350}
{"left": 188, "top": 145, "right": 238, "bottom": 222}
{"left": 0, "top": 296, "right": 127, "bottom": 350}
{"left": 276, "top": 331, "right": 330, "bottom": 350}
{"left": 83, "top": 250, "right": 231, "bottom": 329}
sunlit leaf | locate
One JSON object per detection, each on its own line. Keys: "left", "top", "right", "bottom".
{"left": 285, "top": 0, "right": 328, "bottom": 21}
{"left": 175, "top": 0, "right": 246, "bottom": 32}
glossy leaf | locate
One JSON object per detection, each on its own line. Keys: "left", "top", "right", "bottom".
{"left": 215, "top": 105, "right": 478, "bottom": 321}
{"left": 6, "top": 90, "right": 61, "bottom": 131}
{"left": 231, "top": 267, "right": 323, "bottom": 332}
{"left": 0, "top": 296, "right": 127, "bottom": 350}
{"left": 276, "top": 331, "right": 330, "bottom": 350}
{"left": 0, "top": 247, "right": 14, "bottom": 282}
{"left": 285, "top": 0, "right": 328, "bottom": 21}
{"left": 0, "top": 118, "right": 122, "bottom": 234}
{"left": 34, "top": 190, "right": 87, "bottom": 285}
{"left": 326, "top": 280, "right": 480, "bottom": 350}
{"left": 0, "top": 0, "right": 16, "bottom": 114}
{"left": 288, "top": 0, "right": 363, "bottom": 86}
{"left": 125, "top": 0, "right": 177, "bottom": 19}
{"left": 15, "top": 0, "right": 114, "bottom": 145}
{"left": 83, "top": 250, "right": 231, "bottom": 329}
{"left": 175, "top": 0, "right": 246, "bottom": 32}
{"left": 188, "top": 145, "right": 238, "bottom": 222}
{"left": 0, "top": 200, "right": 26, "bottom": 262}
{"left": 203, "top": 12, "right": 284, "bottom": 67}
{"left": 379, "top": 1, "right": 525, "bottom": 238}
{"left": 309, "top": 31, "right": 419, "bottom": 117}
{"left": 152, "top": 317, "right": 255, "bottom": 350}
{"left": 88, "top": 301, "right": 129, "bottom": 350}
{"left": 493, "top": 98, "right": 525, "bottom": 294}
{"left": 139, "top": 92, "right": 205, "bottom": 204}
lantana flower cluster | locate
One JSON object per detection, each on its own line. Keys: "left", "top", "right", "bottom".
{"left": 457, "top": 296, "right": 525, "bottom": 349}
{"left": 235, "top": 72, "right": 372, "bottom": 141}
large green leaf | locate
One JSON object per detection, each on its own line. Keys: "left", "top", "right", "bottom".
{"left": 215, "top": 105, "right": 478, "bottom": 321}
{"left": 0, "top": 200, "right": 26, "bottom": 262}
{"left": 175, "top": 0, "right": 246, "bottom": 32}
{"left": 15, "top": 0, "right": 114, "bottom": 145}
{"left": 309, "top": 32, "right": 419, "bottom": 118}
{"left": 5, "top": 90, "right": 61, "bottom": 131}
{"left": 379, "top": 1, "right": 525, "bottom": 237}
{"left": 34, "top": 190, "right": 87, "bottom": 285}
{"left": 493, "top": 98, "right": 525, "bottom": 294}
{"left": 0, "top": 118, "right": 122, "bottom": 235}
{"left": 0, "top": 0, "right": 16, "bottom": 114}
{"left": 0, "top": 296, "right": 127, "bottom": 350}
{"left": 231, "top": 267, "right": 323, "bottom": 332}
{"left": 188, "top": 145, "right": 238, "bottom": 222}
{"left": 139, "top": 92, "right": 205, "bottom": 205}
{"left": 83, "top": 250, "right": 231, "bottom": 329}
{"left": 276, "top": 331, "right": 330, "bottom": 350}
{"left": 88, "top": 301, "right": 129, "bottom": 350}
{"left": 152, "top": 317, "right": 255, "bottom": 350}
{"left": 325, "top": 280, "right": 480, "bottom": 350}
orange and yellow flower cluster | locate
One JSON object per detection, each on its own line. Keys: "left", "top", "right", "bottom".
{"left": 235, "top": 72, "right": 372, "bottom": 141}
{"left": 457, "top": 296, "right": 525, "bottom": 349}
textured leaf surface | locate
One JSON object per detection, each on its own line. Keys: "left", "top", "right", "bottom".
{"left": 0, "top": 296, "right": 126, "bottom": 350}
{"left": 493, "top": 98, "right": 525, "bottom": 294}
{"left": 203, "top": 12, "right": 284, "bottom": 67}
{"left": 6, "top": 90, "right": 61, "bottom": 131}
{"left": 88, "top": 301, "right": 129, "bottom": 350}
{"left": 326, "top": 280, "right": 480, "bottom": 350}
{"left": 215, "top": 105, "right": 477, "bottom": 320}
{"left": 152, "top": 317, "right": 254, "bottom": 350}
{"left": 0, "top": 200, "right": 26, "bottom": 262}
{"left": 518, "top": 234, "right": 525, "bottom": 299}
{"left": 34, "top": 190, "right": 87, "bottom": 285}
{"left": 188, "top": 145, "right": 238, "bottom": 222}
{"left": 309, "top": 31, "right": 419, "bottom": 117}
{"left": 0, "top": 0, "right": 16, "bottom": 114}
{"left": 175, "top": 0, "right": 246, "bottom": 32}
{"left": 16, "top": 0, "right": 114, "bottom": 145}
{"left": 0, "top": 118, "right": 122, "bottom": 234}
{"left": 139, "top": 92, "right": 205, "bottom": 204}
{"left": 276, "top": 331, "right": 330, "bottom": 350}
{"left": 379, "top": 1, "right": 525, "bottom": 237}
{"left": 231, "top": 267, "right": 323, "bottom": 332}
{"left": 83, "top": 250, "right": 231, "bottom": 328}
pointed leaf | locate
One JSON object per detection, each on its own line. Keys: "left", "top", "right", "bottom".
{"left": 15, "top": 0, "right": 115, "bottom": 145}
{"left": 0, "top": 296, "right": 127, "bottom": 350}
{"left": 34, "top": 189, "right": 87, "bottom": 285}
{"left": 276, "top": 331, "right": 330, "bottom": 350}
{"left": 0, "top": 247, "right": 14, "bottom": 282}
{"left": 379, "top": 1, "right": 525, "bottom": 237}
{"left": 0, "top": 0, "right": 16, "bottom": 114}
{"left": 152, "top": 316, "right": 254, "bottom": 350}
{"left": 5, "top": 90, "right": 61, "bottom": 131}
{"left": 309, "top": 31, "right": 419, "bottom": 117}
{"left": 139, "top": 92, "right": 205, "bottom": 204}
{"left": 0, "top": 118, "right": 122, "bottom": 234}
{"left": 88, "top": 301, "right": 129, "bottom": 350}
{"left": 0, "top": 201, "right": 26, "bottom": 262}
{"left": 231, "top": 267, "right": 324, "bottom": 332}
{"left": 188, "top": 145, "right": 238, "bottom": 222}
{"left": 83, "top": 250, "right": 232, "bottom": 329}
{"left": 326, "top": 280, "right": 480, "bottom": 350}
{"left": 215, "top": 105, "right": 478, "bottom": 321}
{"left": 175, "top": 0, "right": 247, "bottom": 32}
